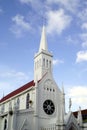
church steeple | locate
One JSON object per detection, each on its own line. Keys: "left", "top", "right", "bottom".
{"left": 39, "top": 26, "right": 48, "bottom": 52}
{"left": 34, "top": 26, "right": 53, "bottom": 82}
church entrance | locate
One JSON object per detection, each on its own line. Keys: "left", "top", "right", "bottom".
{"left": 69, "top": 127, "right": 75, "bottom": 130}
{"left": 69, "top": 126, "right": 77, "bottom": 130}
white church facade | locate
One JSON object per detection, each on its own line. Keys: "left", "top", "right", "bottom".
{"left": 0, "top": 26, "right": 84, "bottom": 130}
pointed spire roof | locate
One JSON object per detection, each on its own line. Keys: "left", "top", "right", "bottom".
{"left": 39, "top": 26, "right": 48, "bottom": 52}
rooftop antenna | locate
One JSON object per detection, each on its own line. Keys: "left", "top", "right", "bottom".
{"left": 43, "top": 13, "right": 46, "bottom": 26}
{"left": 41, "top": 3, "right": 46, "bottom": 26}
{"left": 69, "top": 98, "right": 72, "bottom": 112}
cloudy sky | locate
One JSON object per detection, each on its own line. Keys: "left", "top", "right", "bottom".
{"left": 0, "top": 0, "right": 87, "bottom": 111}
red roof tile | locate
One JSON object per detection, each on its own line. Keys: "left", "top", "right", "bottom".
{"left": 73, "top": 109, "right": 87, "bottom": 117}
{"left": 0, "top": 80, "right": 35, "bottom": 103}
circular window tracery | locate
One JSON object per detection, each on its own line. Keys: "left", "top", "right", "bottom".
{"left": 43, "top": 100, "right": 55, "bottom": 115}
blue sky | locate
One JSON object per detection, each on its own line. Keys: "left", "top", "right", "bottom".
{"left": 0, "top": 0, "right": 87, "bottom": 111}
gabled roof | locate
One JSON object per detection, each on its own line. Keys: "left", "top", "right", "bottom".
{"left": 73, "top": 109, "right": 87, "bottom": 123}
{"left": 64, "top": 111, "right": 80, "bottom": 129}
{"left": 0, "top": 80, "right": 35, "bottom": 103}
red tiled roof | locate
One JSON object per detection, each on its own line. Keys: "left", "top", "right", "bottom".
{"left": 73, "top": 109, "right": 87, "bottom": 117}
{"left": 0, "top": 80, "right": 35, "bottom": 103}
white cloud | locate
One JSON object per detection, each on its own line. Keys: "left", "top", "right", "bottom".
{"left": 78, "top": 8, "right": 87, "bottom": 22}
{"left": 19, "top": 0, "right": 32, "bottom": 4}
{"left": 10, "top": 14, "right": 31, "bottom": 37}
{"left": 67, "top": 86, "right": 87, "bottom": 108}
{"left": 79, "top": 8, "right": 87, "bottom": 51}
{"left": 76, "top": 50, "right": 87, "bottom": 63}
{"left": 80, "top": 33, "right": 87, "bottom": 41}
{"left": 47, "top": 0, "right": 79, "bottom": 13}
{"left": 0, "top": 70, "right": 29, "bottom": 80}
{"left": 19, "top": 0, "right": 44, "bottom": 15}
{"left": 82, "top": 23, "right": 87, "bottom": 30}
{"left": 76, "top": 51, "right": 87, "bottom": 62}
{"left": 66, "top": 35, "right": 79, "bottom": 45}
{"left": 0, "top": 82, "right": 13, "bottom": 98}
{"left": 53, "top": 59, "right": 64, "bottom": 65}
{"left": 66, "top": 36, "right": 74, "bottom": 44}
{"left": 80, "top": 33, "right": 87, "bottom": 48}
{"left": 46, "top": 9, "right": 72, "bottom": 34}
{"left": 0, "top": 68, "right": 30, "bottom": 84}
{"left": 19, "top": 0, "right": 79, "bottom": 13}
{"left": 0, "top": 68, "right": 32, "bottom": 98}
{"left": 68, "top": 86, "right": 87, "bottom": 97}
{"left": 82, "top": 42, "right": 87, "bottom": 48}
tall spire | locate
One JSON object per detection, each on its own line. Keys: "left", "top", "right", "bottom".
{"left": 34, "top": 25, "right": 53, "bottom": 82}
{"left": 39, "top": 26, "right": 48, "bottom": 52}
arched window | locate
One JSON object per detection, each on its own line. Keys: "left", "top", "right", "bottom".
{"left": 49, "top": 61, "right": 51, "bottom": 68}
{"left": 43, "top": 58, "right": 45, "bottom": 67}
{"left": 4, "top": 119, "right": 7, "bottom": 130}
{"left": 1, "top": 104, "right": 4, "bottom": 113}
{"left": 26, "top": 93, "right": 30, "bottom": 109}
{"left": 46, "top": 60, "right": 48, "bottom": 67}
{"left": 17, "top": 98, "right": 20, "bottom": 109}
{"left": 9, "top": 101, "right": 12, "bottom": 111}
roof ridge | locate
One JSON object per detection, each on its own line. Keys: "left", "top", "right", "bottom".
{"left": 38, "top": 72, "right": 48, "bottom": 83}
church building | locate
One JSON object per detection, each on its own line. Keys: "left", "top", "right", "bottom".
{"left": 0, "top": 26, "right": 84, "bottom": 130}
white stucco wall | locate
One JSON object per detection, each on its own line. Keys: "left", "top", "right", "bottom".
{"left": 0, "top": 86, "right": 35, "bottom": 114}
